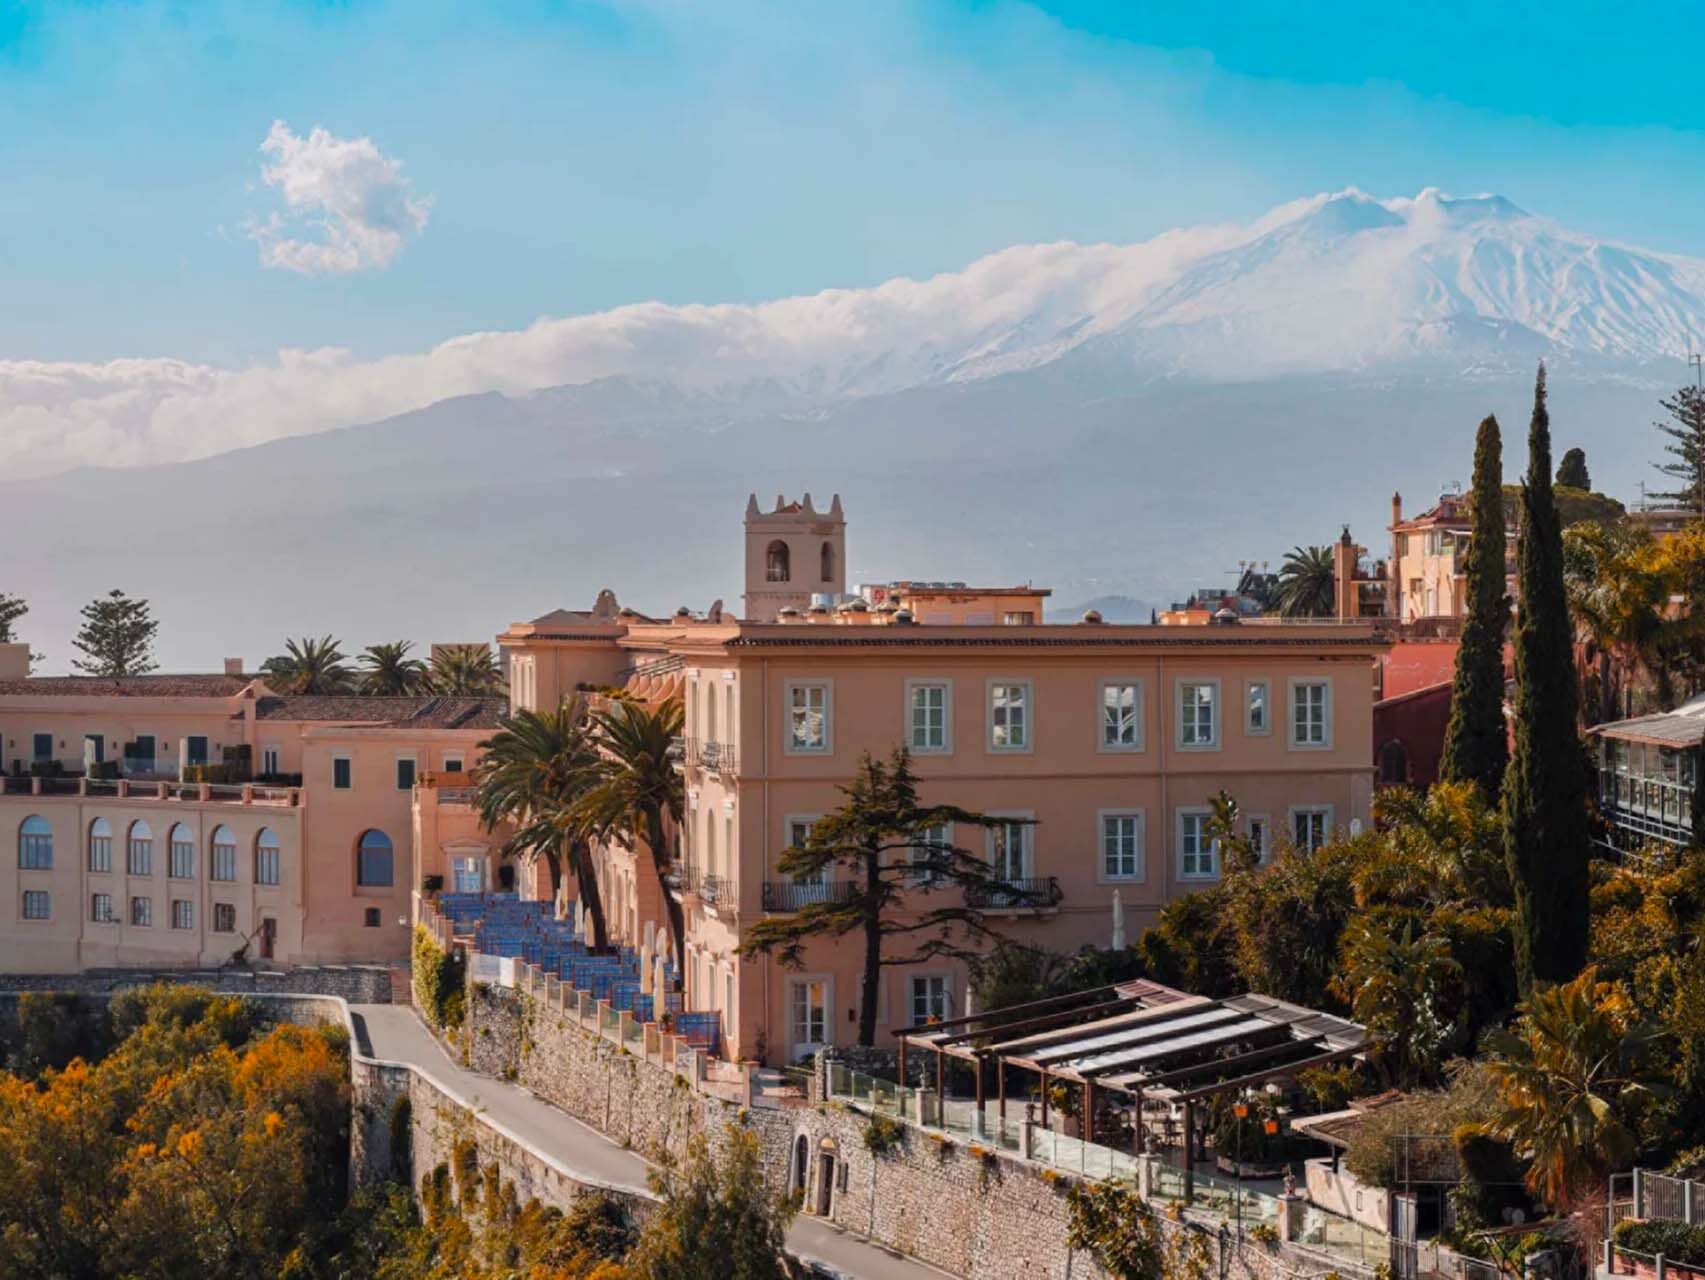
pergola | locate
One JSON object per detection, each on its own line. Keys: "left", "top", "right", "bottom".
{"left": 897, "top": 979, "right": 1368, "bottom": 1195}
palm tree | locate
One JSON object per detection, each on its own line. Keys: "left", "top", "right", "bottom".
{"left": 573, "top": 698, "right": 686, "bottom": 970}
{"left": 1483, "top": 966, "right": 1669, "bottom": 1206}
{"left": 359, "top": 641, "right": 427, "bottom": 696}
{"left": 473, "top": 698, "right": 610, "bottom": 949}
{"left": 1275, "top": 545, "right": 1336, "bottom": 618}
{"left": 429, "top": 644, "right": 505, "bottom": 697}
{"left": 1562, "top": 521, "right": 1665, "bottom": 722}
{"left": 1336, "top": 916, "right": 1462, "bottom": 1088}
{"left": 261, "top": 635, "right": 354, "bottom": 694}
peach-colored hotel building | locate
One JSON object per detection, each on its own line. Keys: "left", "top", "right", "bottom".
{"left": 0, "top": 494, "right": 1387, "bottom": 1066}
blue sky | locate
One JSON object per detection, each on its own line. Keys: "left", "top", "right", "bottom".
{"left": 4, "top": 0, "right": 1705, "bottom": 367}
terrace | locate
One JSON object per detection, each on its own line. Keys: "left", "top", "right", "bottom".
{"left": 0, "top": 772, "right": 301, "bottom": 806}
{"left": 1592, "top": 704, "right": 1705, "bottom": 853}
{"left": 821, "top": 980, "right": 1387, "bottom": 1273}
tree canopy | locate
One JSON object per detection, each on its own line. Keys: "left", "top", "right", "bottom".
{"left": 71, "top": 590, "right": 158, "bottom": 677}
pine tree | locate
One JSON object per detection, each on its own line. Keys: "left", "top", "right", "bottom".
{"left": 1441, "top": 416, "right": 1510, "bottom": 801}
{"left": 1650, "top": 385, "right": 1705, "bottom": 512}
{"left": 1502, "top": 365, "right": 1591, "bottom": 993}
{"left": 1556, "top": 447, "right": 1590, "bottom": 491}
{"left": 71, "top": 590, "right": 159, "bottom": 677}
{"left": 0, "top": 594, "right": 26, "bottom": 645}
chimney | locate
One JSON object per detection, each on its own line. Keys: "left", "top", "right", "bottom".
{"left": 224, "top": 658, "right": 245, "bottom": 677}
{"left": 0, "top": 643, "right": 29, "bottom": 681}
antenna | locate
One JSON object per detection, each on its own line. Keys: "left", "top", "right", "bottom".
{"left": 1692, "top": 353, "right": 1703, "bottom": 390}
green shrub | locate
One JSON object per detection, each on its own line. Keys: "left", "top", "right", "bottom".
{"left": 87, "top": 760, "right": 119, "bottom": 781}
{"left": 862, "top": 1112, "right": 904, "bottom": 1156}
{"left": 1615, "top": 1220, "right": 1705, "bottom": 1266}
{"left": 27, "top": 759, "right": 64, "bottom": 778}
{"left": 411, "top": 925, "right": 466, "bottom": 1031}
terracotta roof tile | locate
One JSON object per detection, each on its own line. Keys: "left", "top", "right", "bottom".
{"left": 0, "top": 674, "right": 254, "bottom": 698}
{"left": 253, "top": 695, "right": 505, "bottom": 731}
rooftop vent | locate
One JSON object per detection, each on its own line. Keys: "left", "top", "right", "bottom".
{"left": 1212, "top": 607, "right": 1240, "bottom": 626}
{"left": 1080, "top": 610, "right": 1104, "bottom": 625}
{"left": 893, "top": 609, "right": 915, "bottom": 626}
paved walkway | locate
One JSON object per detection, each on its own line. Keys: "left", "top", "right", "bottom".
{"left": 349, "top": 1004, "right": 954, "bottom": 1280}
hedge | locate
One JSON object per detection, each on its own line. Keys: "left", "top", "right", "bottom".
{"left": 412, "top": 925, "right": 465, "bottom": 1031}
{"left": 1616, "top": 1219, "right": 1705, "bottom": 1266}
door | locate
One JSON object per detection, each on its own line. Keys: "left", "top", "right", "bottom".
{"left": 792, "top": 1136, "right": 809, "bottom": 1197}
{"left": 84, "top": 734, "right": 104, "bottom": 765}
{"left": 1391, "top": 1192, "right": 1418, "bottom": 1280}
{"left": 259, "top": 917, "right": 277, "bottom": 960}
{"left": 451, "top": 856, "right": 485, "bottom": 894}
{"left": 789, "top": 979, "right": 829, "bottom": 1060}
{"left": 815, "top": 1152, "right": 835, "bottom": 1216}
{"left": 131, "top": 735, "right": 156, "bottom": 772}
{"left": 186, "top": 736, "right": 209, "bottom": 766}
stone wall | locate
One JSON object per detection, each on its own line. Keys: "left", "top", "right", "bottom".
{"left": 464, "top": 981, "right": 522, "bottom": 1079}
{"left": 460, "top": 971, "right": 1359, "bottom": 1280}
{"left": 0, "top": 964, "right": 393, "bottom": 1003}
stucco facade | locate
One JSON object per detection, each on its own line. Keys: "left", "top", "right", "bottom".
{"left": 0, "top": 655, "right": 502, "bottom": 972}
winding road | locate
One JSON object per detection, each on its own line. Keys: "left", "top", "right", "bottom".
{"left": 348, "top": 1003, "right": 955, "bottom": 1280}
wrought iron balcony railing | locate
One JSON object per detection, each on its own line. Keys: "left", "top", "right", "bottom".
{"left": 681, "top": 738, "right": 739, "bottom": 775}
{"left": 963, "top": 875, "right": 1063, "bottom": 911}
{"left": 761, "top": 880, "right": 857, "bottom": 912}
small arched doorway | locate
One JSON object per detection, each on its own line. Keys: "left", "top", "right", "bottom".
{"left": 766, "top": 540, "right": 791, "bottom": 583}
{"left": 814, "top": 1138, "right": 837, "bottom": 1216}
{"left": 791, "top": 1134, "right": 809, "bottom": 1198}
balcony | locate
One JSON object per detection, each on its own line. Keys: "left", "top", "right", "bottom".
{"left": 694, "top": 872, "right": 734, "bottom": 907}
{"left": 0, "top": 772, "right": 300, "bottom": 807}
{"left": 682, "top": 738, "right": 738, "bottom": 776}
{"left": 963, "top": 876, "right": 1063, "bottom": 912}
{"left": 761, "top": 880, "right": 857, "bottom": 912}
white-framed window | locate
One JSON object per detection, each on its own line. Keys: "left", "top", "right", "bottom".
{"left": 787, "top": 976, "right": 830, "bottom": 1059}
{"left": 906, "top": 679, "right": 952, "bottom": 753}
{"left": 909, "top": 974, "right": 951, "bottom": 1025}
{"left": 88, "top": 818, "right": 113, "bottom": 873}
{"left": 1245, "top": 681, "right": 1270, "bottom": 736}
{"left": 988, "top": 818, "right": 1033, "bottom": 882}
{"left": 910, "top": 821, "right": 953, "bottom": 882}
{"left": 127, "top": 821, "right": 153, "bottom": 877}
{"left": 21, "top": 890, "right": 50, "bottom": 921}
{"left": 130, "top": 896, "right": 152, "bottom": 927}
{"left": 255, "top": 828, "right": 281, "bottom": 886}
{"left": 170, "top": 899, "right": 194, "bottom": 931}
{"left": 1176, "top": 680, "right": 1220, "bottom": 750}
{"left": 18, "top": 815, "right": 52, "bottom": 870}
{"left": 213, "top": 902, "right": 236, "bottom": 933}
{"left": 1289, "top": 679, "right": 1332, "bottom": 749}
{"left": 1246, "top": 815, "right": 1271, "bottom": 864}
{"left": 1099, "top": 680, "right": 1144, "bottom": 751}
{"left": 1291, "top": 806, "right": 1334, "bottom": 853}
{"left": 1177, "top": 809, "right": 1218, "bottom": 880}
{"left": 90, "top": 892, "right": 114, "bottom": 924}
{"left": 332, "top": 754, "right": 353, "bottom": 790}
{"left": 210, "top": 826, "right": 238, "bottom": 882}
{"left": 784, "top": 681, "right": 832, "bottom": 754}
{"left": 782, "top": 815, "right": 825, "bottom": 890}
{"left": 169, "top": 823, "right": 195, "bottom": 879}
{"left": 395, "top": 755, "right": 417, "bottom": 791}
{"left": 988, "top": 680, "right": 1032, "bottom": 752}
{"left": 1099, "top": 810, "right": 1145, "bottom": 882}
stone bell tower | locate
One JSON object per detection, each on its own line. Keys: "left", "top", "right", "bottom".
{"left": 743, "top": 493, "right": 846, "bottom": 621}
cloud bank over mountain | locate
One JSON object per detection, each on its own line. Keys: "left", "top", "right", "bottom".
{"left": 7, "top": 188, "right": 1703, "bottom": 479}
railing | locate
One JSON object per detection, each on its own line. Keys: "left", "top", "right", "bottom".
{"left": 695, "top": 873, "right": 733, "bottom": 906}
{"left": 761, "top": 880, "right": 857, "bottom": 912}
{"left": 1295, "top": 1202, "right": 1391, "bottom": 1271}
{"left": 683, "top": 738, "right": 739, "bottom": 775}
{"left": 1598, "top": 770, "right": 1695, "bottom": 835}
{"left": 0, "top": 774, "right": 299, "bottom": 806}
{"left": 434, "top": 787, "right": 478, "bottom": 806}
{"left": 963, "top": 876, "right": 1063, "bottom": 910}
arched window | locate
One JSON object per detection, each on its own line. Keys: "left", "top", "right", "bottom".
{"left": 820, "top": 541, "right": 835, "bottom": 583}
{"left": 169, "top": 823, "right": 195, "bottom": 879}
{"left": 210, "top": 825, "right": 238, "bottom": 882}
{"left": 127, "top": 820, "right": 153, "bottom": 876}
{"left": 88, "top": 818, "right": 113, "bottom": 873}
{"left": 1377, "top": 739, "right": 1410, "bottom": 786}
{"left": 255, "top": 828, "right": 281, "bottom": 886}
{"left": 356, "top": 829, "right": 394, "bottom": 887}
{"left": 18, "top": 816, "right": 52, "bottom": 870}
{"left": 765, "top": 540, "right": 791, "bottom": 583}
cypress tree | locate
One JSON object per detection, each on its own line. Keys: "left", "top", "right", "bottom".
{"left": 1501, "top": 365, "right": 1591, "bottom": 992}
{"left": 1440, "top": 415, "right": 1509, "bottom": 800}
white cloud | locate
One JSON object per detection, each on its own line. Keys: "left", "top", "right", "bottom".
{"left": 248, "top": 121, "right": 431, "bottom": 274}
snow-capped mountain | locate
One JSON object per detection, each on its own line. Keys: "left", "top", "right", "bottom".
{"left": 5, "top": 188, "right": 1703, "bottom": 668}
